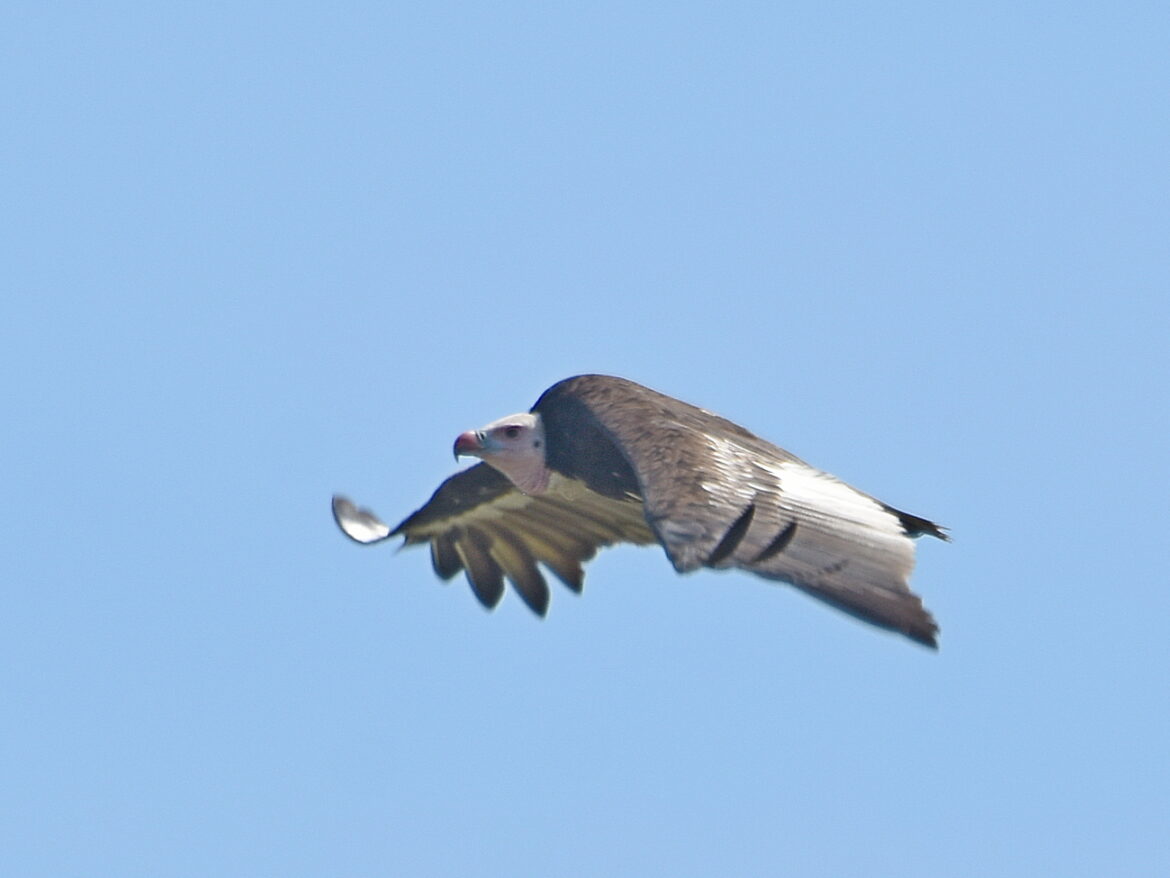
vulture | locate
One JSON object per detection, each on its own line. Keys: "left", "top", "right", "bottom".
{"left": 332, "top": 374, "right": 947, "bottom": 647}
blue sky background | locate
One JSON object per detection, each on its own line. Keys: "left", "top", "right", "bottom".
{"left": 4, "top": 3, "right": 1168, "bottom": 876}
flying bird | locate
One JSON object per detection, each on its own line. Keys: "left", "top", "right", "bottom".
{"left": 333, "top": 375, "right": 947, "bottom": 647}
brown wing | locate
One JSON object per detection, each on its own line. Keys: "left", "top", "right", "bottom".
{"left": 534, "top": 375, "right": 945, "bottom": 647}
{"left": 333, "top": 462, "right": 655, "bottom": 616}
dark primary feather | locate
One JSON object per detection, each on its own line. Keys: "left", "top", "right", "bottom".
{"left": 455, "top": 525, "right": 505, "bottom": 609}
{"left": 349, "top": 374, "right": 946, "bottom": 647}
{"left": 881, "top": 503, "right": 950, "bottom": 541}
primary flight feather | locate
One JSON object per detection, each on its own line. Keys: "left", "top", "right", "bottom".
{"left": 333, "top": 374, "right": 947, "bottom": 647}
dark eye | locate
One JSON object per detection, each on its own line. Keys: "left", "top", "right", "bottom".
{"left": 503, "top": 426, "right": 521, "bottom": 439}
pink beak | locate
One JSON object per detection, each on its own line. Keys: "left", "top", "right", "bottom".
{"left": 453, "top": 430, "right": 482, "bottom": 460}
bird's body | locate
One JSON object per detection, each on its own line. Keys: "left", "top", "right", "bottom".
{"left": 333, "top": 374, "right": 947, "bottom": 647}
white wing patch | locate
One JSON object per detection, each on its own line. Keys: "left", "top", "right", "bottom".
{"left": 767, "top": 460, "right": 905, "bottom": 542}
{"left": 671, "top": 436, "right": 915, "bottom": 584}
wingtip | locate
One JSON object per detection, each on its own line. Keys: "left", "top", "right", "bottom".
{"left": 332, "top": 494, "right": 393, "bottom": 544}
{"left": 883, "top": 504, "right": 950, "bottom": 542}
{"left": 912, "top": 631, "right": 940, "bottom": 650}
{"left": 529, "top": 595, "right": 551, "bottom": 618}
{"left": 926, "top": 523, "right": 952, "bottom": 543}
{"left": 905, "top": 619, "right": 940, "bottom": 650}
{"left": 467, "top": 574, "right": 506, "bottom": 610}
{"left": 517, "top": 577, "right": 552, "bottom": 616}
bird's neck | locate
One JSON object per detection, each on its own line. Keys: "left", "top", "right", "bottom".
{"left": 512, "top": 463, "right": 551, "bottom": 495}
{"left": 489, "top": 455, "right": 551, "bottom": 495}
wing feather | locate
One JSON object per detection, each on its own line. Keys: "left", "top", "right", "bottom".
{"left": 483, "top": 525, "right": 550, "bottom": 615}
{"left": 456, "top": 525, "right": 505, "bottom": 609}
{"left": 367, "top": 463, "right": 654, "bottom": 614}
{"left": 430, "top": 532, "right": 463, "bottom": 580}
{"left": 507, "top": 508, "right": 599, "bottom": 559}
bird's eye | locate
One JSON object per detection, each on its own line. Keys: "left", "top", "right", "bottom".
{"left": 503, "top": 426, "right": 521, "bottom": 439}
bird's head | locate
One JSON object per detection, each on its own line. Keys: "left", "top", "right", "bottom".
{"left": 454, "top": 412, "right": 550, "bottom": 495}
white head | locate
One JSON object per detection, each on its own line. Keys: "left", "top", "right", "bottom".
{"left": 453, "top": 412, "right": 550, "bottom": 495}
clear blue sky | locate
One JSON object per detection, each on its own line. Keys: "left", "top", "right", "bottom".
{"left": 4, "top": 4, "right": 1168, "bottom": 876}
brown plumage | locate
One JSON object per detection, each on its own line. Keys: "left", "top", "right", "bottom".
{"left": 333, "top": 375, "right": 947, "bottom": 647}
